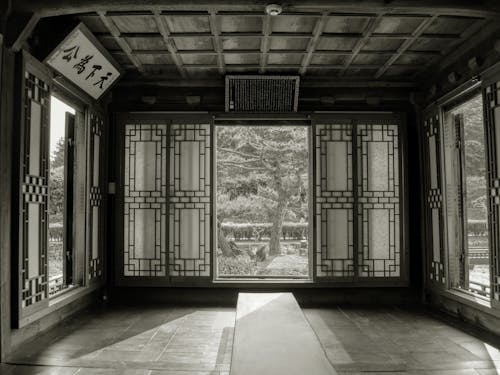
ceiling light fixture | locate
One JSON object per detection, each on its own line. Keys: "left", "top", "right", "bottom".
{"left": 265, "top": 4, "right": 283, "bottom": 16}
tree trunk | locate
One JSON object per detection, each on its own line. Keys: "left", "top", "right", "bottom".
{"left": 269, "top": 201, "right": 285, "bottom": 256}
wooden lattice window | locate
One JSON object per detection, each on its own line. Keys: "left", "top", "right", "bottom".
{"left": 313, "top": 115, "right": 406, "bottom": 282}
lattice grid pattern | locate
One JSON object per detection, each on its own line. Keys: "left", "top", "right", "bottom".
{"left": 424, "top": 114, "right": 446, "bottom": 284}
{"left": 124, "top": 124, "right": 168, "bottom": 277}
{"left": 358, "top": 124, "right": 400, "bottom": 278}
{"left": 314, "top": 121, "right": 404, "bottom": 280}
{"left": 314, "top": 124, "right": 354, "bottom": 277}
{"left": 89, "top": 113, "right": 104, "bottom": 279}
{"left": 485, "top": 83, "right": 500, "bottom": 301}
{"left": 21, "top": 71, "right": 50, "bottom": 308}
{"left": 168, "top": 124, "right": 211, "bottom": 277}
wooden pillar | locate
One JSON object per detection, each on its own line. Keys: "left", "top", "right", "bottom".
{"left": 0, "top": 33, "right": 15, "bottom": 361}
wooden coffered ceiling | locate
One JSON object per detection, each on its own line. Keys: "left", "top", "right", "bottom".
{"left": 9, "top": 1, "right": 500, "bottom": 86}
{"left": 73, "top": 10, "right": 494, "bottom": 82}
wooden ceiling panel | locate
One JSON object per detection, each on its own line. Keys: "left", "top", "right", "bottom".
{"left": 173, "top": 36, "right": 213, "bottom": 50}
{"left": 383, "top": 66, "right": 416, "bottom": 77}
{"left": 219, "top": 15, "right": 262, "bottom": 32}
{"left": 373, "top": 16, "right": 427, "bottom": 34}
{"left": 137, "top": 54, "right": 175, "bottom": 65}
{"left": 410, "top": 37, "right": 453, "bottom": 51}
{"left": 310, "top": 54, "right": 345, "bottom": 65}
{"left": 181, "top": 54, "right": 218, "bottom": 65}
{"left": 164, "top": 14, "right": 211, "bottom": 33}
{"left": 110, "top": 15, "right": 158, "bottom": 33}
{"left": 142, "top": 65, "right": 180, "bottom": 75}
{"left": 352, "top": 54, "right": 389, "bottom": 65}
{"left": 344, "top": 68, "right": 378, "bottom": 77}
{"left": 271, "top": 15, "right": 318, "bottom": 33}
{"left": 185, "top": 67, "right": 220, "bottom": 77}
{"left": 425, "top": 16, "right": 478, "bottom": 35}
{"left": 268, "top": 53, "right": 304, "bottom": 65}
{"left": 323, "top": 16, "right": 369, "bottom": 33}
{"left": 97, "top": 35, "right": 121, "bottom": 50}
{"left": 395, "top": 54, "right": 432, "bottom": 65}
{"left": 316, "top": 37, "right": 358, "bottom": 51}
{"left": 222, "top": 37, "right": 261, "bottom": 50}
{"left": 111, "top": 52, "right": 133, "bottom": 66}
{"left": 307, "top": 68, "right": 340, "bottom": 76}
{"left": 224, "top": 54, "right": 260, "bottom": 65}
{"left": 125, "top": 36, "right": 165, "bottom": 50}
{"left": 362, "top": 38, "right": 404, "bottom": 51}
{"left": 78, "top": 15, "right": 108, "bottom": 33}
{"left": 269, "top": 37, "right": 309, "bottom": 50}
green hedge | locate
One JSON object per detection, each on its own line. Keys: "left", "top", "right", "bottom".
{"left": 221, "top": 222, "right": 308, "bottom": 241}
{"left": 468, "top": 220, "right": 487, "bottom": 235}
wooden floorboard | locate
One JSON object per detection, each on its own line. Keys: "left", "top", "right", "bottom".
{"left": 3, "top": 304, "right": 500, "bottom": 374}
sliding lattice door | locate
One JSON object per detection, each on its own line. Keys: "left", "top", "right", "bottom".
{"left": 168, "top": 123, "right": 212, "bottom": 280}
{"left": 118, "top": 115, "right": 212, "bottom": 284}
{"left": 313, "top": 115, "right": 406, "bottom": 283}
{"left": 16, "top": 53, "right": 51, "bottom": 323}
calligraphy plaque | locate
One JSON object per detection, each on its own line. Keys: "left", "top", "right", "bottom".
{"left": 45, "top": 23, "right": 122, "bottom": 100}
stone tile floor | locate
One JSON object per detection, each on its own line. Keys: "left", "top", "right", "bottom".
{"left": 2, "top": 305, "right": 500, "bottom": 374}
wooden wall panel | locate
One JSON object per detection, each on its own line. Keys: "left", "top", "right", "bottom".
{"left": 422, "top": 109, "right": 446, "bottom": 287}
{"left": 87, "top": 111, "right": 105, "bottom": 282}
{"left": 16, "top": 52, "right": 52, "bottom": 325}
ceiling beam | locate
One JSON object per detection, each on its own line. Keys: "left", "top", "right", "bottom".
{"left": 94, "top": 31, "right": 462, "bottom": 40}
{"left": 339, "top": 13, "right": 384, "bottom": 77}
{"left": 153, "top": 10, "right": 186, "bottom": 77}
{"left": 130, "top": 63, "right": 421, "bottom": 70}
{"left": 108, "top": 49, "right": 442, "bottom": 56}
{"left": 10, "top": 13, "right": 40, "bottom": 52}
{"left": 374, "top": 15, "right": 437, "bottom": 78}
{"left": 208, "top": 10, "right": 225, "bottom": 75}
{"left": 259, "top": 14, "right": 271, "bottom": 73}
{"left": 13, "top": 1, "right": 500, "bottom": 19}
{"left": 299, "top": 12, "right": 329, "bottom": 75}
{"left": 97, "top": 10, "right": 144, "bottom": 73}
{"left": 115, "top": 76, "right": 417, "bottom": 88}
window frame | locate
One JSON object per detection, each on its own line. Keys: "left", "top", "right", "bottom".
{"left": 47, "top": 91, "right": 81, "bottom": 297}
{"left": 435, "top": 82, "right": 493, "bottom": 302}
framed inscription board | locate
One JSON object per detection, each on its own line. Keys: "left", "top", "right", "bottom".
{"left": 45, "top": 23, "right": 122, "bottom": 100}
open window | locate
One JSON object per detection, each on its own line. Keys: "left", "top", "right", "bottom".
{"left": 443, "top": 91, "right": 490, "bottom": 297}
{"left": 48, "top": 96, "right": 76, "bottom": 295}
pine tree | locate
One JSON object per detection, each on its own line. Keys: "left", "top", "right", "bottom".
{"left": 51, "top": 138, "right": 65, "bottom": 169}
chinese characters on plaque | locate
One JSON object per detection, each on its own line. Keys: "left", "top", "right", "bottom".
{"left": 45, "top": 23, "right": 121, "bottom": 100}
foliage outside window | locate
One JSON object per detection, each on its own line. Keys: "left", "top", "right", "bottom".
{"left": 48, "top": 96, "right": 75, "bottom": 295}
{"left": 216, "top": 126, "right": 310, "bottom": 278}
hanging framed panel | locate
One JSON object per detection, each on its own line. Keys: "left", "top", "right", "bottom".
{"left": 15, "top": 52, "right": 52, "bottom": 325}
{"left": 422, "top": 109, "right": 446, "bottom": 286}
{"left": 312, "top": 113, "right": 408, "bottom": 284}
